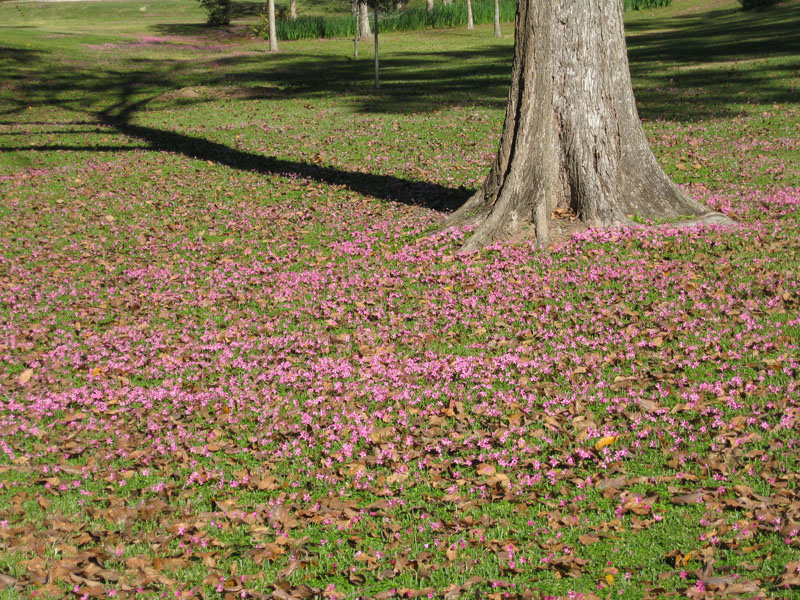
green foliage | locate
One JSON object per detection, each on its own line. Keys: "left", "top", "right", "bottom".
{"left": 739, "top": 0, "right": 780, "bottom": 9}
{"left": 198, "top": 0, "right": 231, "bottom": 25}
{"left": 261, "top": 0, "right": 517, "bottom": 41}
{"left": 623, "top": 0, "right": 672, "bottom": 10}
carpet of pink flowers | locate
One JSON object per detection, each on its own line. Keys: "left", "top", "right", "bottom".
{"left": 1, "top": 74, "right": 800, "bottom": 600}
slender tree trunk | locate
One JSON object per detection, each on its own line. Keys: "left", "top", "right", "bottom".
{"left": 268, "top": 0, "right": 278, "bottom": 52}
{"left": 445, "top": 0, "right": 730, "bottom": 252}
{"left": 359, "top": 0, "right": 372, "bottom": 40}
{"left": 373, "top": 4, "right": 379, "bottom": 89}
{"left": 493, "top": 0, "right": 500, "bottom": 37}
{"left": 354, "top": 1, "right": 360, "bottom": 58}
{"left": 426, "top": 0, "right": 433, "bottom": 13}
{"left": 466, "top": 0, "right": 474, "bottom": 29}
{"left": 290, "top": 0, "right": 297, "bottom": 20}
{"left": 442, "top": 0, "right": 451, "bottom": 5}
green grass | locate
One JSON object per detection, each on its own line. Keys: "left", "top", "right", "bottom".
{"left": 0, "top": 0, "right": 799, "bottom": 598}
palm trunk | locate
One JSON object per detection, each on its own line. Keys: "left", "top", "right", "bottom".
{"left": 445, "top": 0, "right": 730, "bottom": 251}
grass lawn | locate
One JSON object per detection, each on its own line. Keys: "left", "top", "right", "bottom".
{"left": 1, "top": 0, "right": 799, "bottom": 598}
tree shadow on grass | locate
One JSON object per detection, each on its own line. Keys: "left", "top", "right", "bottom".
{"left": 1, "top": 57, "right": 471, "bottom": 211}
{"left": 104, "top": 115, "right": 471, "bottom": 211}
{"left": 149, "top": 0, "right": 799, "bottom": 120}
{"left": 3, "top": 0, "right": 799, "bottom": 206}
{"left": 98, "top": 105, "right": 471, "bottom": 211}
{"left": 625, "top": 2, "right": 800, "bottom": 120}
{"left": 214, "top": 45, "right": 514, "bottom": 113}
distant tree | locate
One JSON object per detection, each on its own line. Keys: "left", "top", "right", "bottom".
{"left": 268, "top": 0, "right": 279, "bottom": 50}
{"left": 446, "top": 0, "right": 730, "bottom": 251}
{"left": 466, "top": 0, "right": 474, "bottom": 29}
{"left": 359, "top": 0, "right": 372, "bottom": 39}
{"left": 493, "top": 0, "right": 501, "bottom": 36}
{"left": 290, "top": 0, "right": 297, "bottom": 20}
{"left": 352, "top": 0, "right": 372, "bottom": 59}
{"left": 198, "top": 0, "right": 231, "bottom": 25}
{"left": 426, "top": 0, "right": 433, "bottom": 12}
{"left": 368, "top": 0, "right": 397, "bottom": 88}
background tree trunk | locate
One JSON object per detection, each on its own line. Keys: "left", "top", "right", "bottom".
{"left": 426, "top": 0, "right": 433, "bottom": 13}
{"left": 493, "top": 0, "right": 500, "bottom": 37}
{"left": 290, "top": 0, "right": 297, "bottom": 20}
{"left": 354, "top": 0, "right": 359, "bottom": 58}
{"left": 373, "top": 4, "right": 379, "bottom": 89}
{"left": 359, "top": 0, "right": 373, "bottom": 40}
{"left": 442, "top": 0, "right": 451, "bottom": 5}
{"left": 446, "top": 0, "right": 730, "bottom": 252}
{"left": 268, "top": 0, "right": 279, "bottom": 51}
{"left": 466, "top": 0, "right": 474, "bottom": 29}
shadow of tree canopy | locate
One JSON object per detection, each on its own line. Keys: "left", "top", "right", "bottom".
{"left": 1, "top": 55, "right": 473, "bottom": 211}
{"left": 140, "top": 0, "right": 800, "bottom": 119}
{"left": 625, "top": 2, "right": 800, "bottom": 120}
{"left": 0, "top": 46, "right": 42, "bottom": 73}
{"left": 1, "top": 1, "right": 798, "bottom": 206}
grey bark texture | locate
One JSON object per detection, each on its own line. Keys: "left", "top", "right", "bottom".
{"left": 466, "top": 0, "right": 474, "bottom": 29}
{"left": 290, "top": 0, "right": 297, "bottom": 20}
{"left": 493, "top": 0, "right": 500, "bottom": 37}
{"left": 268, "top": 0, "right": 278, "bottom": 51}
{"left": 445, "top": 0, "right": 730, "bottom": 252}
{"left": 426, "top": 0, "right": 433, "bottom": 12}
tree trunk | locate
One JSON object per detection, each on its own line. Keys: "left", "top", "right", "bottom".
{"left": 493, "top": 0, "right": 500, "bottom": 37}
{"left": 466, "top": 0, "right": 474, "bottom": 29}
{"left": 290, "top": 0, "right": 297, "bottom": 20}
{"left": 359, "top": 0, "right": 372, "bottom": 40}
{"left": 426, "top": 0, "right": 433, "bottom": 13}
{"left": 354, "top": 1, "right": 359, "bottom": 58}
{"left": 268, "top": 0, "right": 279, "bottom": 52}
{"left": 442, "top": 0, "right": 451, "bottom": 5}
{"left": 446, "top": 0, "right": 730, "bottom": 252}
{"left": 373, "top": 4, "right": 379, "bottom": 89}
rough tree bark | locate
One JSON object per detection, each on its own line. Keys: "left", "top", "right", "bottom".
{"left": 466, "top": 0, "right": 474, "bottom": 29}
{"left": 493, "top": 0, "right": 500, "bottom": 37}
{"left": 445, "top": 0, "right": 730, "bottom": 252}
{"left": 268, "top": 0, "right": 279, "bottom": 51}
